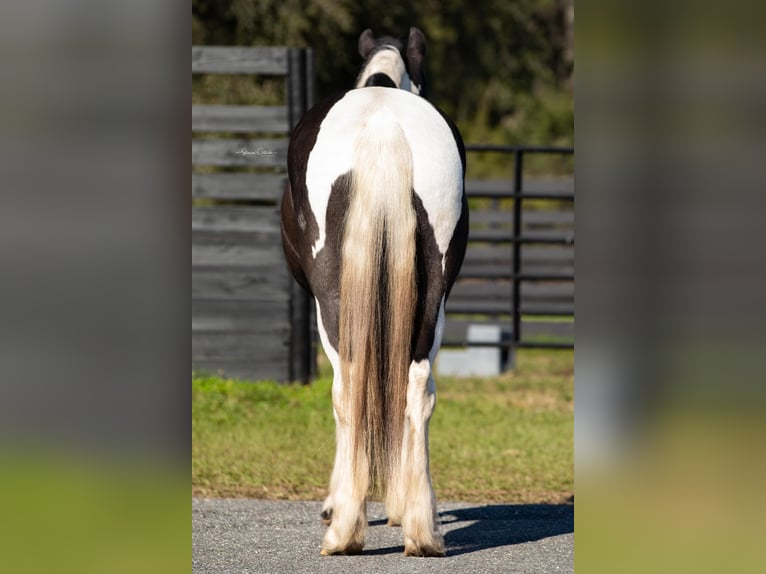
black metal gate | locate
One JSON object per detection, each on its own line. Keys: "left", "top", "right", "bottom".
{"left": 443, "top": 145, "right": 574, "bottom": 352}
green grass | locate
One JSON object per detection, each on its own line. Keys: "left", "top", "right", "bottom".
{"left": 192, "top": 349, "right": 572, "bottom": 503}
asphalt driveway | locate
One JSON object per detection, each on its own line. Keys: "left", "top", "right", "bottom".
{"left": 193, "top": 498, "right": 573, "bottom": 573}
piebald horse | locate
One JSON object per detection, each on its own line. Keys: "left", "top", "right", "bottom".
{"left": 281, "top": 27, "right": 468, "bottom": 557}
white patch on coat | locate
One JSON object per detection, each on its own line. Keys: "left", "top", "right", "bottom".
{"left": 355, "top": 47, "right": 420, "bottom": 95}
{"left": 305, "top": 88, "right": 462, "bottom": 267}
{"left": 400, "top": 357, "right": 444, "bottom": 554}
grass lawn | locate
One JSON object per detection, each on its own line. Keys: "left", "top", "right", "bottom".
{"left": 192, "top": 349, "right": 572, "bottom": 504}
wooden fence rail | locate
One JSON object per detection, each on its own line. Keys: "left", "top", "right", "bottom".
{"left": 192, "top": 46, "right": 315, "bottom": 383}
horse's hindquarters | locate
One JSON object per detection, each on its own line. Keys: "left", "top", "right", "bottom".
{"left": 284, "top": 85, "right": 466, "bottom": 557}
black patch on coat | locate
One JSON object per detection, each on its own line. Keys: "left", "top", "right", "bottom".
{"left": 411, "top": 192, "right": 446, "bottom": 362}
{"left": 282, "top": 91, "right": 347, "bottom": 297}
{"left": 280, "top": 180, "right": 312, "bottom": 295}
{"left": 309, "top": 173, "right": 352, "bottom": 351}
{"left": 408, "top": 192, "right": 468, "bottom": 360}
{"left": 364, "top": 72, "right": 398, "bottom": 89}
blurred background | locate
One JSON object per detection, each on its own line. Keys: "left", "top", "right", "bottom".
{"left": 576, "top": 2, "right": 766, "bottom": 572}
{"left": 192, "top": 0, "right": 574, "bottom": 177}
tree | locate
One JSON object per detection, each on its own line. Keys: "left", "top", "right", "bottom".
{"left": 192, "top": 0, "right": 574, "bottom": 165}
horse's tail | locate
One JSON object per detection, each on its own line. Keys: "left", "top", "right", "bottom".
{"left": 339, "top": 107, "right": 417, "bottom": 492}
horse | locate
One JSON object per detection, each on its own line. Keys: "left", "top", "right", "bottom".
{"left": 280, "top": 27, "right": 468, "bottom": 557}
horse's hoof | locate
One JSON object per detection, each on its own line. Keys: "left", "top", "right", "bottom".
{"left": 404, "top": 542, "right": 446, "bottom": 557}
{"left": 320, "top": 542, "right": 364, "bottom": 556}
{"left": 320, "top": 508, "right": 333, "bottom": 526}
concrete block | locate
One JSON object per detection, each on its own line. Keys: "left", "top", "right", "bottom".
{"left": 436, "top": 324, "right": 512, "bottom": 377}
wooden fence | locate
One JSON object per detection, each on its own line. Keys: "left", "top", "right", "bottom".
{"left": 192, "top": 46, "right": 315, "bottom": 383}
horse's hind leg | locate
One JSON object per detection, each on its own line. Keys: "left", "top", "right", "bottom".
{"left": 400, "top": 359, "right": 445, "bottom": 557}
{"left": 384, "top": 420, "right": 409, "bottom": 527}
{"left": 321, "top": 376, "right": 368, "bottom": 555}
{"left": 321, "top": 406, "right": 341, "bottom": 526}
{"left": 316, "top": 305, "right": 368, "bottom": 555}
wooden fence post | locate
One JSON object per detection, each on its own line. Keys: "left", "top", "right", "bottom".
{"left": 286, "top": 48, "right": 316, "bottom": 383}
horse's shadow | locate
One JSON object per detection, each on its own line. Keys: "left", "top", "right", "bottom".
{"left": 440, "top": 502, "right": 574, "bottom": 556}
{"left": 366, "top": 501, "right": 573, "bottom": 557}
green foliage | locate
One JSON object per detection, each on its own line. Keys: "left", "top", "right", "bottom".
{"left": 191, "top": 75, "right": 285, "bottom": 106}
{"left": 192, "top": 0, "right": 574, "bottom": 176}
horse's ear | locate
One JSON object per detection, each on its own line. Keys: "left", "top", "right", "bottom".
{"left": 359, "top": 29, "right": 376, "bottom": 59}
{"left": 406, "top": 27, "right": 427, "bottom": 61}
{"left": 406, "top": 27, "right": 427, "bottom": 96}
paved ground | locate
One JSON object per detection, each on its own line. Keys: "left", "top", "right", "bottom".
{"left": 193, "top": 498, "right": 573, "bottom": 573}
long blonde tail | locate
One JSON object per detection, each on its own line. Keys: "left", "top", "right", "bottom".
{"left": 339, "top": 108, "right": 417, "bottom": 492}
